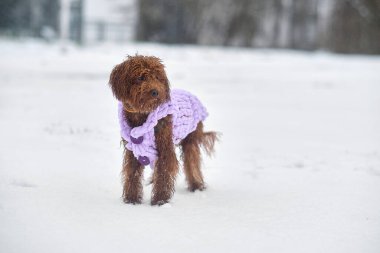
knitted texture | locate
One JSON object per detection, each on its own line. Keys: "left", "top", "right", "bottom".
{"left": 118, "top": 89, "right": 208, "bottom": 167}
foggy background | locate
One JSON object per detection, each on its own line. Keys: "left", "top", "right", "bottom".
{"left": 1, "top": 0, "right": 380, "bottom": 54}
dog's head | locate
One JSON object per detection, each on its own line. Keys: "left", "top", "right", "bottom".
{"left": 109, "top": 55, "right": 170, "bottom": 113}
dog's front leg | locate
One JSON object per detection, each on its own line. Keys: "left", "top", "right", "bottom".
{"left": 151, "top": 116, "right": 179, "bottom": 205}
{"left": 122, "top": 149, "right": 144, "bottom": 204}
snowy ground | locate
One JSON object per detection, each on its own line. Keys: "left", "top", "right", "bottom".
{"left": 0, "top": 39, "right": 379, "bottom": 253}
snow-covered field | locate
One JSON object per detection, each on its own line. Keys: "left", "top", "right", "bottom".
{"left": 0, "top": 40, "right": 379, "bottom": 253}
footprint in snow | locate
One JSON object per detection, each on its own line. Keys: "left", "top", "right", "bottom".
{"left": 11, "top": 180, "right": 37, "bottom": 188}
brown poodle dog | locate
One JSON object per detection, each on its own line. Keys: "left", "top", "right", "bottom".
{"left": 109, "top": 55, "right": 217, "bottom": 205}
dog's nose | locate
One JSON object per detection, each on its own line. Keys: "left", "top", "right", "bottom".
{"left": 151, "top": 89, "right": 159, "bottom": 97}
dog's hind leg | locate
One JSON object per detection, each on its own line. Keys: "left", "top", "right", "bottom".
{"left": 122, "top": 149, "right": 144, "bottom": 204}
{"left": 180, "top": 122, "right": 206, "bottom": 192}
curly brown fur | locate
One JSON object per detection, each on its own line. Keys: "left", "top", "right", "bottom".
{"left": 109, "top": 55, "right": 217, "bottom": 206}
{"left": 180, "top": 122, "right": 219, "bottom": 191}
{"left": 109, "top": 55, "right": 170, "bottom": 114}
{"left": 151, "top": 115, "right": 179, "bottom": 205}
{"left": 122, "top": 149, "right": 144, "bottom": 204}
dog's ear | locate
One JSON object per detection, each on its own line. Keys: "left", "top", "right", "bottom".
{"left": 109, "top": 61, "right": 128, "bottom": 100}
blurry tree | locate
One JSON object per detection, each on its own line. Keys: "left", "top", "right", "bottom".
{"left": 327, "top": 0, "right": 380, "bottom": 54}
{"left": 137, "top": 0, "right": 203, "bottom": 43}
{"left": 0, "top": 0, "right": 31, "bottom": 35}
{"left": 69, "top": 0, "right": 83, "bottom": 43}
{"left": 136, "top": 0, "right": 380, "bottom": 54}
{"left": 0, "top": 0, "right": 59, "bottom": 39}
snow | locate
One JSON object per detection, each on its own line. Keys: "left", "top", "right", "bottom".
{"left": 0, "top": 39, "right": 380, "bottom": 253}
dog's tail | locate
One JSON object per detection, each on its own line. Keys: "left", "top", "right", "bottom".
{"left": 200, "top": 131, "right": 220, "bottom": 156}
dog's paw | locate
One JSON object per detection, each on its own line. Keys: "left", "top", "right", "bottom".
{"left": 188, "top": 183, "right": 206, "bottom": 192}
{"left": 123, "top": 198, "right": 142, "bottom": 205}
{"left": 151, "top": 199, "right": 169, "bottom": 206}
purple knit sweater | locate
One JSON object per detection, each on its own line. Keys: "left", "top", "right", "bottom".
{"left": 118, "top": 89, "right": 208, "bottom": 167}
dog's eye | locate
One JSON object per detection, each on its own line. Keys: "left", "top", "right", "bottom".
{"left": 137, "top": 76, "right": 145, "bottom": 82}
